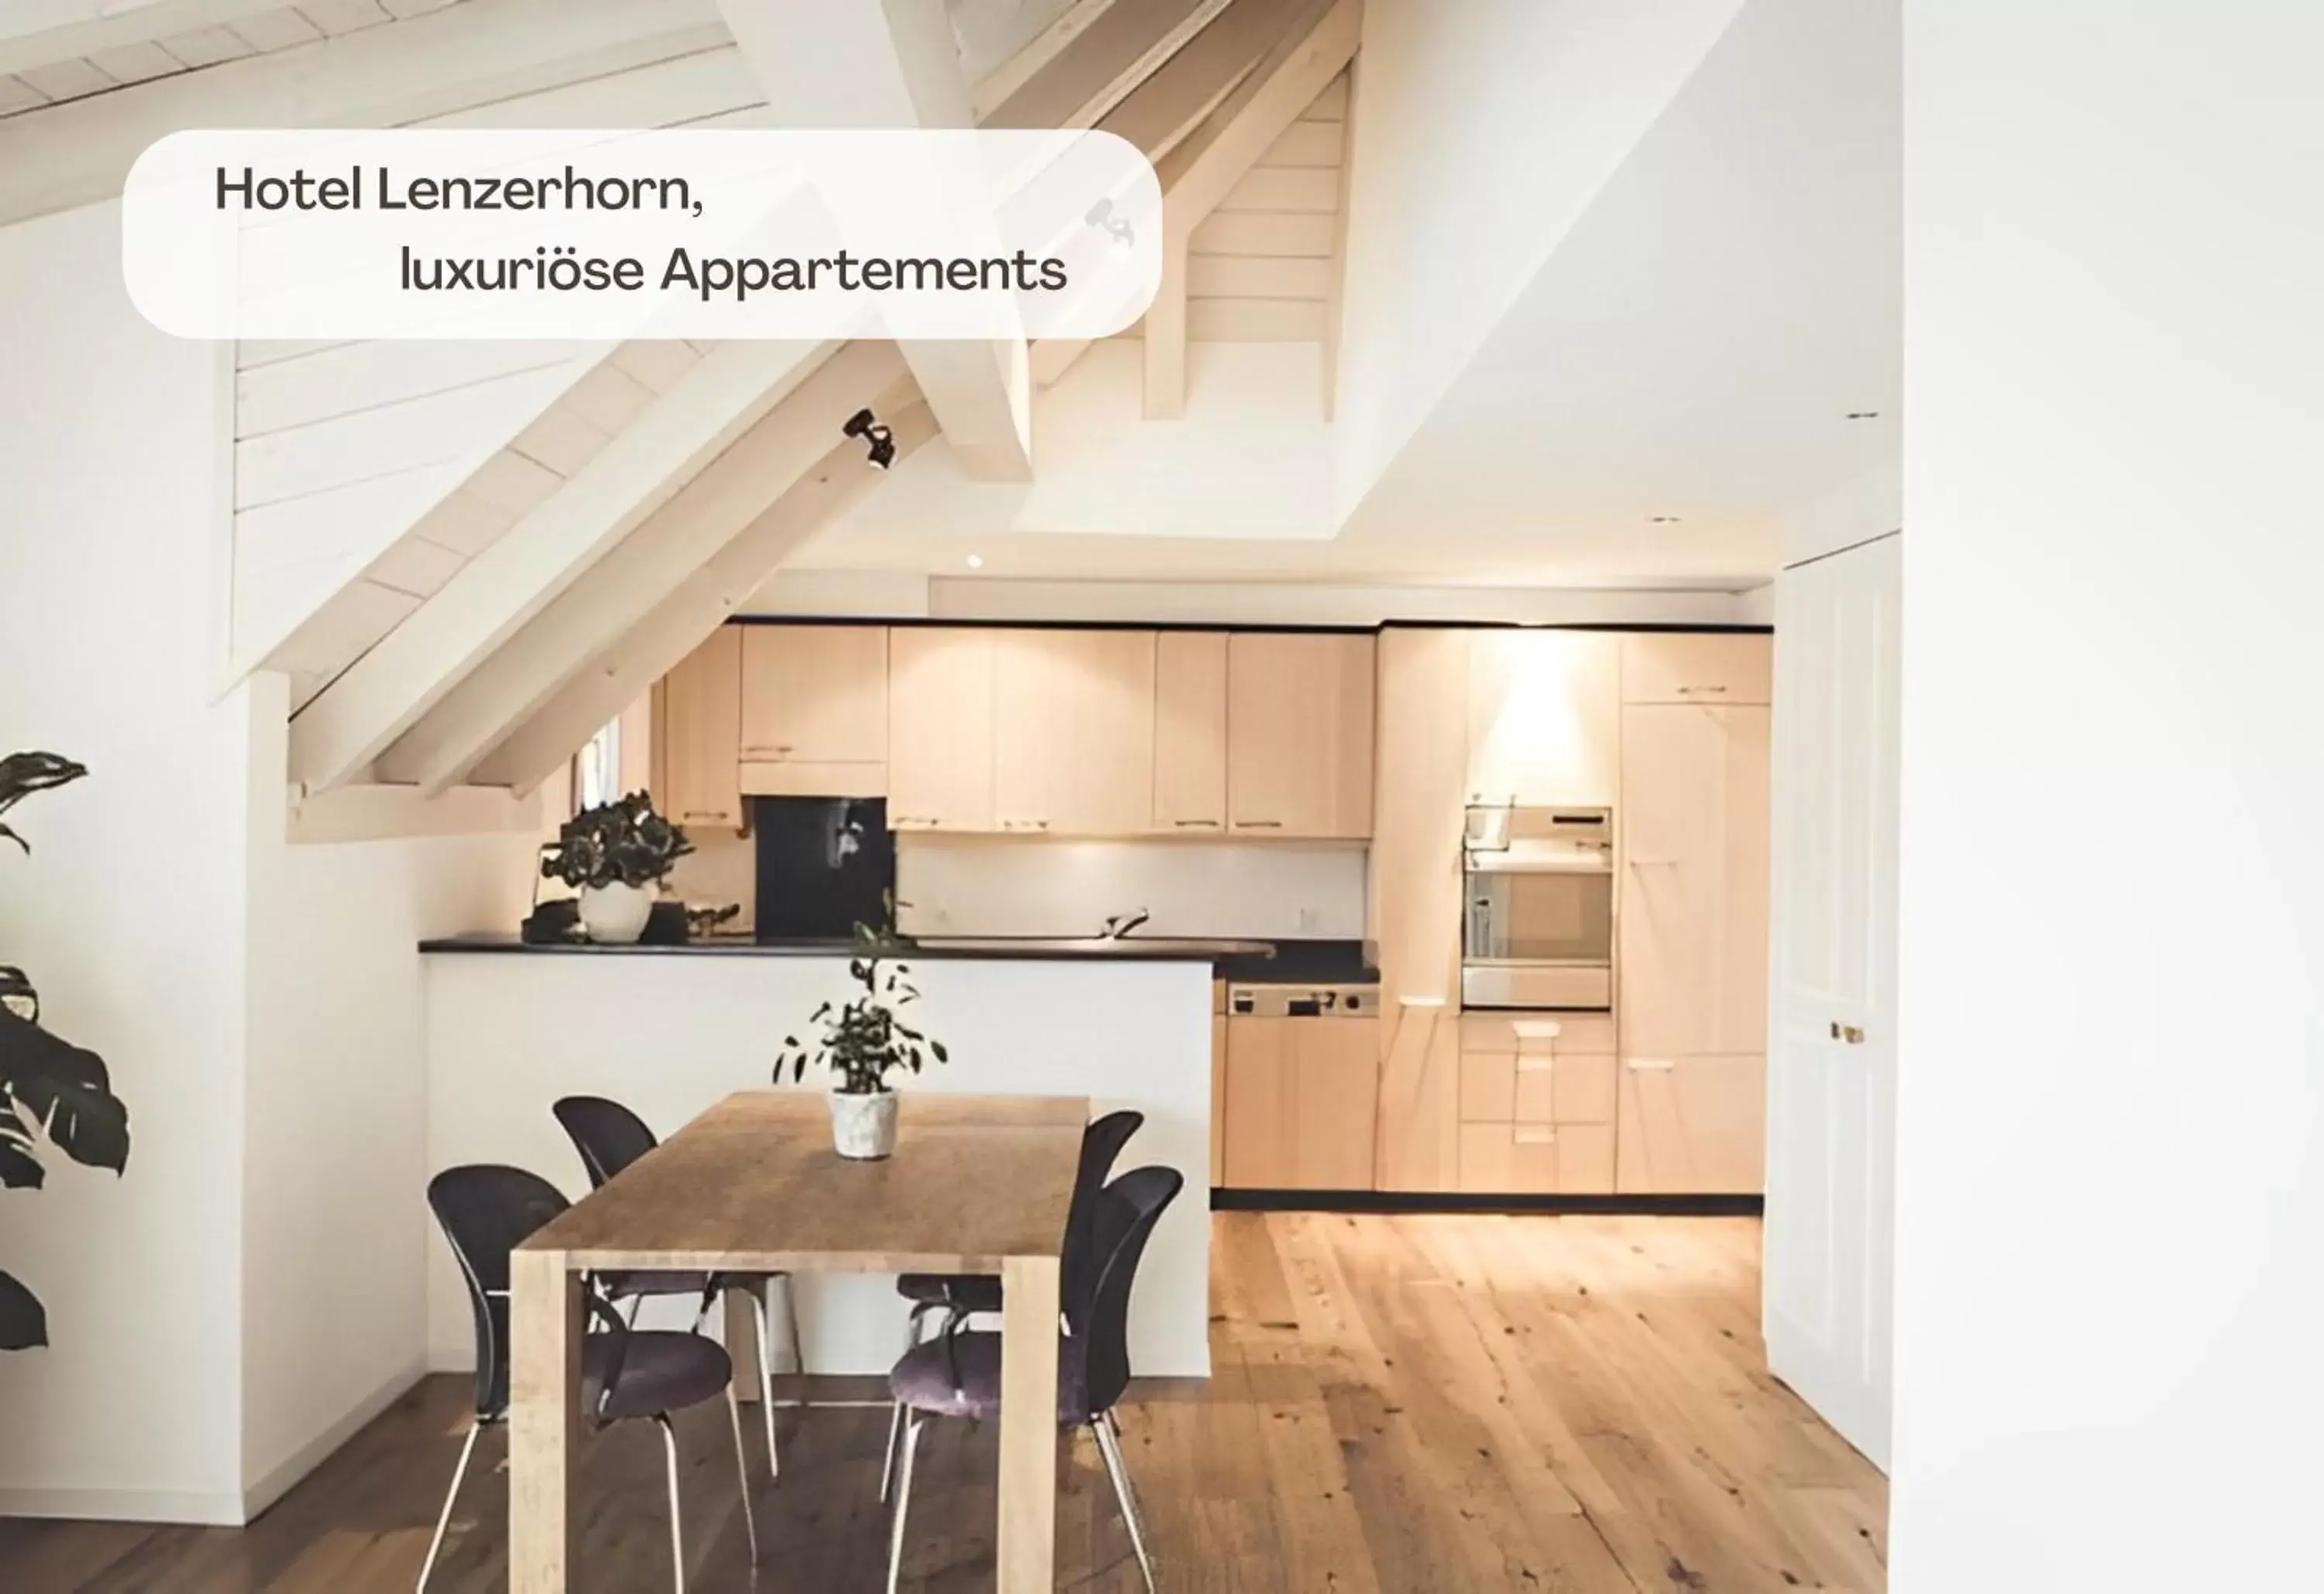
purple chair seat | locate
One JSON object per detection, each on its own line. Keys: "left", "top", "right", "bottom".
{"left": 583, "top": 1330, "right": 735, "bottom": 1423}
{"left": 887, "top": 1331, "right": 1091, "bottom": 1424}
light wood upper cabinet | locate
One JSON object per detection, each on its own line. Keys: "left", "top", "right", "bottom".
{"left": 1466, "top": 629, "right": 1622, "bottom": 806}
{"left": 1619, "top": 703, "right": 1771, "bottom": 1059}
{"left": 739, "top": 625, "right": 887, "bottom": 764}
{"left": 1222, "top": 1015, "right": 1379, "bottom": 1190}
{"left": 658, "top": 627, "right": 742, "bottom": 830}
{"left": 1622, "top": 632, "right": 1772, "bottom": 706}
{"left": 1153, "top": 630, "right": 1229, "bottom": 833}
{"left": 992, "top": 629, "right": 1157, "bottom": 835}
{"left": 1226, "top": 631, "right": 1375, "bottom": 837}
{"left": 886, "top": 628, "right": 995, "bottom": 831}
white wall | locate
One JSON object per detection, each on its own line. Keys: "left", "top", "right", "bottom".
{"left": 0, "top": 201, "right": 249, "bottom": 1523}
{"left": 1330, "top": 0, "right": 1746, "bottom": 512}
{"left": 239, "top": 679, "right": 537, "bottom": 1513}
{"left": 1893, "top": 4, "right": 2324, "bottom": 1589}
{"left": 896, "top": 838, "right": 1368, "bottom": 940}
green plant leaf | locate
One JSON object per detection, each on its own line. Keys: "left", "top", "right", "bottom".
{"left": 0, "top": 1100, "right": 43, "bottom": 1190}
{"left": 0, "top": 1008, "right": 129, "bottom": 1174}
{"left": 0, "top": 1268, "right": 46, "bottom": 1351}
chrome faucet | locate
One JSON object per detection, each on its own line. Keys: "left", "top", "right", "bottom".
{"left": 1100, "top": 909, "right": 1151, "bottom": 940}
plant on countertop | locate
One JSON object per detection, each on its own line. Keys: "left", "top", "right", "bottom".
{"left": 540, "top": 791, "right": 693, "bottom": 891}
{"left": 1, "top": 752, "right": 132, "bottom": 1352}
{"left": 775, "top": 953, "right": 948, "bottom": 1096}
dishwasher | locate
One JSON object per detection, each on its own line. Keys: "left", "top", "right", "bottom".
{"left": 1219, "top": 984, "right": 1380, "bottom": 1193}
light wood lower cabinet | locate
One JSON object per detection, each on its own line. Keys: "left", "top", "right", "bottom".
{"left": 658, "top": 627, "right": 742, "bottom": 830}
{"left": 1459, "top": 1122, "right": 1617, "bottom": 1197}
{"left": 1455, "top": 1012, "right": 1618, "bottom": 1194}
{"left": 1221, "top": 1015, "right": 1379, "bottom": 1190}
{"left": 1615, "top": 1053, "right": 1766, "bottom": 1194}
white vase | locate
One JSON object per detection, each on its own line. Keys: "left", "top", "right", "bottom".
{"left": 578, "top": 881, "right": 655, "bottom": 944}
{"left": 829, "top": 1090, "right": 899, "bottom": 1159}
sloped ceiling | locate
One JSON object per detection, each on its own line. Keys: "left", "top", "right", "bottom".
{"left": 803, "top": 0, "right": 1899, "bottom": 588}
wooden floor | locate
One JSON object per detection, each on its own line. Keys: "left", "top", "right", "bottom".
{"left": 1, "top": 1214, "right": 1886, "bottom": 1592}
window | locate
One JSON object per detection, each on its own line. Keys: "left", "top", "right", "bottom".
{"left": 572, "top": 716, "right": 622, "bottom": 814}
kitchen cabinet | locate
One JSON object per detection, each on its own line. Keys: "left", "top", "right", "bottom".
{"left": 1619, "top": 703, "right": 1771, "bottom": 1058}
{"left": 1458, "top": 1122, "right": 1616, "bottom": 1196}
{"left": 992, "top": 629, "right": 1157, "bottom": 835}
{"left": 1226, "top": 631, "right": 1375, "bottom": 837}
{"left": 738, "top": 624, "right": 887, "bottom": 795}
{"left": 1221, "top": 1015, "right": 1379, "bottom": 1190}
{"left": 1456, "top": 1012, "right": 1617, "bottom": 1194}
{"left": 886, "top": 628, "right": 995, "bottom": 831}
{"left": 1622, "top": 632, "right": 1772, "bottom": 706}
{"left": 1465, "top": 630, "right": 1622, "bottom": 806}
{"left": 1153, "top": 630, "right": 1229, "bottom": 833}
{"left": 1615, "top": 1054, "right": 1766, "bottom": 1194}
{"left": 658, "top": 626, "right": 742, "bottom": 830}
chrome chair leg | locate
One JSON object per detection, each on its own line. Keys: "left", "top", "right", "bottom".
{"left": 654, "top": 1414, "right": 687, "bottom": 1594}
{"left": 1094, "top": 1414, "right": 1158, "bottom": 1594}
{"left": 880, "top": 1302, "right": 940, "bottom": 1503}
{"left": 415, "top": 1417, "right": 484, "bottom": 1593}
{"left": 747, "top": 1287, "right": 781, "bottom": 1479}
{"left": 724, "top": 1380, "right": 761, "bottom": 1566}
{"left": 885, "top": 1414, "right": 925, "bottom": 1594}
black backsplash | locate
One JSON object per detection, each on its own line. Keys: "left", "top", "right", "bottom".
{"left": 750, "top": 796, "right": 897, "bottom": 941}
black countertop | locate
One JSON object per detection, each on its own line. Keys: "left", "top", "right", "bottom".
{"left": 417, "top": 933, "right": 1377, "bottom": 981}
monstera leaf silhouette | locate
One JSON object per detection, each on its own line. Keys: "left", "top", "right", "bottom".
{"left": 1, "top": 751, "right": 129, "bottom": 1351}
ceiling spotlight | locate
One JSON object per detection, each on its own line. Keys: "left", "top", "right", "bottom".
{"left": 965, "top": 553, "right": 985, "bottom": 569}
{"left": 1086, "top": 198, "right": 1135, "bottom": 248}
{"left": 842, "top": 407, "right": 896, "bottom": 469}
{"left": 1845, "top": 410, "right": 1882, "bottom": 421}
{"left": 1648, "top": 514, "right": 1683, "bottom": 524}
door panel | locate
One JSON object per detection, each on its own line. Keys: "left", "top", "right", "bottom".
{"left": 1226, "top": 631, "right": 1375, "bottom": 837}
{"left": 1621, "top": 632, "right": 1772, "bottom": 705}
{"left": 1222, "top": 1016, "right": 1294, "bottom": 1187}
{"left": 1154, "top": 631, "right": 1229, "bottom": 833}
{"left": 1762, "top": 534, "right": 1901, "bottom": 1469}
{"left": 1614, "top": 1054, "right": 1766, "bottom": 1194}
{"left": 1291, "top": 1018, "right": 1378, "bottom": 1190}
{"left": 660, "top": 627, "right": 741, "bottom": 830}
{"left": 886, "top": 629, "right": 994, "bottom": 831}
{"left": 737, "top": 624, "right": 887, "bottom": 763}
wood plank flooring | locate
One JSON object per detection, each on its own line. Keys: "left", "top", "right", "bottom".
{"left": 0, "top": 1214, "right": 1886, "bottom": 1592}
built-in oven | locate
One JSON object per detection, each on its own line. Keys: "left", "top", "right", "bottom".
{"left": 1461, "top": 805, "right": 1614, "bottom": 1010}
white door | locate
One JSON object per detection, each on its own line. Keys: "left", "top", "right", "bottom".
{"left": 1763, "top": 532, "right": 1901, "bottom": 1469}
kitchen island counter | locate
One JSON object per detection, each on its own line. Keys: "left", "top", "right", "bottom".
{"left": 421, "top": 939, "right": 1212, "bottom": 1378}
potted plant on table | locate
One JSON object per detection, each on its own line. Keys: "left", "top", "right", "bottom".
{"left": 541, "top": 792, "right": 692, "bottom": 944}
{"left": 775, "top": 943, "right": 948, "bottom": 1159}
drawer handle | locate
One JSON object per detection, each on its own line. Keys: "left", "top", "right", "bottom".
{"left": 1678, "top": 685, "right": 1730, "bottom": 695}
{"left": 1516, "top": 1056, "right": 1555, "bottom": 1074}
{"left": 1236, "top": 819, "right": 1284, "bottom": 830}
{"left": 1624, "top": 1057, "right": 1676, "bottom": 1072}
{"left": 1173, "top": 819, "right": 1222, "bottom": 828}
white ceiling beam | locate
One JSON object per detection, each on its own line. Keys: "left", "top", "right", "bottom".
{"left": 1144, "top": 0, "right": 1360, "bottom": 416}
{"left": 984, "top": 0, "right": 1232, "bottom": 132}
{"left": 0, "top": 0, "right": 727, "bottom": 225}
{"left": 0, "top": 2, "right": 285, "bottom": 74}
{"left": 473, "top": 400, "right": 939, "bottom": 795}
{"left": 717, "top": 0, "right": 1033, "bottom": 483}
{"left": 375, "top": 342, "right": 909, "bottom": 794}
{"left": 1026, "top": 0, "right": 1349, "bottom": 397}
{"left": 286, "top": 338, "right": 830, "bottom": 794}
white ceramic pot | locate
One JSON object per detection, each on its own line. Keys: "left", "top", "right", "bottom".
{"left": 829, "top": 1090, "right": 899, "bottom": 1159}
{"left": 578, "top": 881, "right": 655, "bottom": 944}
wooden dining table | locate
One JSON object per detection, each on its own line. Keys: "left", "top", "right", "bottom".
{"left": 510, "top": 1090, "right": 1092, "bottom": 1592}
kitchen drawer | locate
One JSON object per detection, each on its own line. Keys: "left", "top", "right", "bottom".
{"left": 739, "top": 760, "right": 886, "bottom": 799}
{"left": 1456, "top": 1122, "right": 1616, "bottom": 1194}
{"left": 1621, "top": 633, "right": 1772, "bottom": 706}
{"left": 1461, "top": 1051, "right": 1618, "bottom": 1124}
{"left": 1459, "top": 1012, "right": 1616, "bottom": 1056}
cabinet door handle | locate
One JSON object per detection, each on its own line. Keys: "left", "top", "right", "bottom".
{"left": 1173, "top": 819, "right": 1221, "bottom": 828}
{"left": 1624, "top": 1057, "right": 1676, "bottom": 1072}
{"left": 1678, "top": 684, "right": 1730, "bottom": 696}
{"left": 1237, "top": 819, "right": 1284, "bottom": 830}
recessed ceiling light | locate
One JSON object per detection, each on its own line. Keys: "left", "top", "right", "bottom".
{"left": 1845, "top": 410, "right": 1882, "bottom": 421}
{"left": 1648, "top": 514, "right": 1682, "bottom": 525}
{"left": 964, "top": 553, "right": 985, "bottom": 569}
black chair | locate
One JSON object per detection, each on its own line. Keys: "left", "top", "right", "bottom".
{"left": 883, "top": 1165, "right": 1184, "bottom": 1594}
{"left": 878, "top": 1108, "right": 1144, "bottom": 1501}
{"left": 420, "top": 1165, "right": 757, "bottom": 1594}
{"left": 552, "top": 1095, "right": 803, "bottom": 1479}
